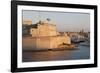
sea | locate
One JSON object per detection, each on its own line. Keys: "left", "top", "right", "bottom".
{"left": 22, "top": 43, "right": 90, "bottom": 62}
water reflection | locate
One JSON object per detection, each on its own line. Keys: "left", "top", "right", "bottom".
{"left": 22, "top": 45, "right": 90, "bottom": 62}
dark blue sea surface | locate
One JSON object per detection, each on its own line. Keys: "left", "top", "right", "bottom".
{"left": 22, "top": 44, "right": 90, "bottom": 62}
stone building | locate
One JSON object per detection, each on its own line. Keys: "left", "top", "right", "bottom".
{"left": 30, "top": 20, "right": 57, "bottom": 37}
{"left": 23, "top": 19, "right": 32, "bottom": 25}
{"left": 22, "top": 20, "right": 71, "bottom": 50}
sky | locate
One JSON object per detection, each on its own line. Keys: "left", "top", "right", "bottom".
{"left": 22, "top": 10, "right": 90, "bottom": 32}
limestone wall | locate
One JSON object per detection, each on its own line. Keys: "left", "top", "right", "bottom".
{"left": 22, "top": 35, "right": 71, "bottom": 50}
{"left": 36, "top": 37, "right": 50, "bottom": 49}
{"left": 30, "top": 28, "right": 38, "bottom": 37}
{"left": 22, "top": 37, "right": 37, "bottom": 50}
{"left": 23, "top": 20, "right": 71, "bottom": 50}
{"left": 30, "top": 23, "right": 57, "bottom": 37}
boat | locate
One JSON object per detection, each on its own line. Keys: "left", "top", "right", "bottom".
{"left": 79, "top": 41, "right": 90, "bottom": 46}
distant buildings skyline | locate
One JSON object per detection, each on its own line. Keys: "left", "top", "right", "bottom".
{"left": 22, "top": 10, "right": 90, "bottom": 32}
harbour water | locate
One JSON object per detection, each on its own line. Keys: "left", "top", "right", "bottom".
{"left": 22, "top": 44, "right": 90, "bottom": 62}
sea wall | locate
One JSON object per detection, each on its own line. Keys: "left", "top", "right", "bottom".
{"left": 22, "top": 36, "right": 71, "bottom": 50}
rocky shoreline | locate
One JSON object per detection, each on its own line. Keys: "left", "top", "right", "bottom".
{"left": 23, "top": 44, "right": 77, "bottom": 52}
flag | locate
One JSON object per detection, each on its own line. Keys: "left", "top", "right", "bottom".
{"left": 47, "top": 18, "right": 50, "bottom": 21}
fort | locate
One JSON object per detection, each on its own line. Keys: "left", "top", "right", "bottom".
{"left": 22, "top": 19, "right": 72, "bottom": 50}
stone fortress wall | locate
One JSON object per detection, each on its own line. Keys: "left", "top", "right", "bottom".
{"left": 22, "top": 20, "right": 71, "bottom": 50}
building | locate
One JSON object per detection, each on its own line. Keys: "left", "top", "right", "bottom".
{"left": 30, "top": 20, "right": 57, "bottom": 37}
{"left": 23, "top": 19, "right": 32, "bottom": 25}
{"left": 22, "top": 20, "right": 71, "bottom": 50}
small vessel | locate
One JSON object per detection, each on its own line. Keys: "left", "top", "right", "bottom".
{"left": 79, "top": 41, "right": 90, "bottom": 46}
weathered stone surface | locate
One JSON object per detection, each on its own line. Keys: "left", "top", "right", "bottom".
{"left": 22, "top": 20, "right": 71, "bottom": 50}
